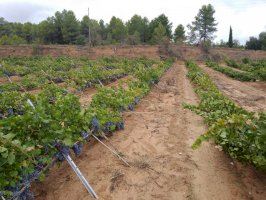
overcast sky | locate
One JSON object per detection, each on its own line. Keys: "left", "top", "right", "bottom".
{"left": 0, "top": 0, "right": 266, "bottom": 44}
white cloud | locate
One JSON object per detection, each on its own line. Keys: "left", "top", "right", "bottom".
{"left": 0, "top": 0, "right": 265, "bottom": 44}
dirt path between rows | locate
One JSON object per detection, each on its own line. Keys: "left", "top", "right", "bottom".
{"left": 199, "top": 64, "right": 266, "bottom": 112}
{"left": 33, "top": 63, "right": 265, "bottom": 200}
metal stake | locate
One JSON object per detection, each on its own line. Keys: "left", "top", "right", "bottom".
{"left": 27, "top": 99, "right": 35, "bottom": 109}
{"left": 98, "top": 79, "right": 104, "bottom": 87}
{"left": 63, "top": 154, "right": 99, "bottom": 199}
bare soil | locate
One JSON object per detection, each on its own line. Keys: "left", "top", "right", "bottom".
{"left": 32, "top": 63, "right": 265, "bottom": 200}
{"left": 199, "top": 64, "right": 266, "bottom": 112}
{"left": 0, "top": 75, "right": 21, "bottom": 84}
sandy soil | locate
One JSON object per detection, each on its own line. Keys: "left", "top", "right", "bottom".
{"left": 32, "top": 63, "right": 265, "bottom": 200}
{"left": 0, "top": 75, "right": 22, "bottom": 84}
{"left": 199, "top": 64, "right": 266, "bottom": 112}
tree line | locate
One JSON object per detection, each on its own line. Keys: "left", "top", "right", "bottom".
{"left": 0, "top": 4, "right": 265, "bottom": 51}
{"left": 0, "top": 10, "right": 186, "bottom": 46}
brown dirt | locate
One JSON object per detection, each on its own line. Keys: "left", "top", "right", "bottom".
{"left": 0, "top": 75, "right": 22, "bottom": 84}
{"left": 32, "top": 62, "right": 265, "bottom": 200}
{"left": 199, "top": 64, "right": 266, "bottom": 112}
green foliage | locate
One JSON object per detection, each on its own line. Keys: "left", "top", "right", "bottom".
{"left": 259, "top": 32, "right": 266, "bottom": 50}
{"left": 246, "top": 37, "right": 262, "bottom": 50}
{"left": 187, "top": 4, "right": 217, "bottom": 43}
{"left": 185, "top": 61, "right": 266, "bottom": 170}
{"left": 0, "top": 35, "right": 26, "bottom": 45}
{"left": 108, "top": 17, "right": 127, "bottom": 44}
{"left": 226, "top": 59, "right": 266, "bottom": 81}
{"left": 0, "top": 57, "right": 174, "bottom": 197}
{"left": 0, "top": 56, "right": 131, "bottom": 92}
{"left": 81, "top": 16, "right": 103, "bottom": 46}
{"left": 174, "top": 24, "right": 186, "bottom": 43}
{"left": 206, "top": 60, "right": 256, "bottom": 81}
{"left": 126, "top": 15, "right": 149, "bottom": 43}
{"left": 127, "top": 31, "right": 141, "bottom": 45}
{"left": 228, "top": 26, "right": 233, "bottom": 48}
{"left": 148, "top": 14, "right": 172, "bottom": 41}
{"left": 151, "top": 23, "right": 167, "bottom": 44}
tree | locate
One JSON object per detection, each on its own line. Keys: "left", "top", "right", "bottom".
{"left": 60, "top": 10, "right": 80, "bottom": 44}
{"left": 0, "top": 17, "right": 12, "bottom": 36}
{"left": 188, "top": 4, "right": 217, "bottom": 44}
{"left": 99, "top": 20, "right": 107, "bottom": 42}
{"left": 148, "top": 14, "right": 172, "bottom": 42}
{"left": 233, "top": 39, "right": 241, "bottom": 48}
{"left": 151, "top": 22, "right": 167, "bottom": 44}
{"left": 22, "top": 22, "right": 35, "bottom": 43}
{"left": 0, "top": 35, "right": 26, "bottom": 45}
{"left": 126, "top": 15, "right": 149, "bottom": 43}
{"left": 259, "top": 32, "right": 266, "bottom": 50}
{"left": 53, "top": 12, "right": 64, "bottom": 44}
{"left": 108, "top": 17, "right": 127, "bottom": 44}
{"left": 246, "top": 37, "right": 261, "bottom": 50}
{"left": 127, "top": 31, "right": 141, "bottom": 45}
{"left": 81, "top": 16, "right": 102, "bottom": 45}
{"left": 80, "top": 16, "right": 90, "bottom": 38}
{"left": 37, "top": 17, "right": 56, "bottom": 44}
{"left": 228, "top": 26, "right": 233, "bottom": 48}
{"left": 174, "top": 24, "right": 185, "bottom": 43}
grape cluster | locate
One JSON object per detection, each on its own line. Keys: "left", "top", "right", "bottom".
{"left": 91, "top": 117, "right": 100, "bottom": 132}
{"left": 134, "top": 97, "right": 140, "bottom": 105}
{"left": 7, "top": 108, "right": 14, "bottom": 116}
{"left": 17, "top": 186, "right": 34, "bottom": 200}
{"left": 128, "top": 104, "right": 134, "bottom": 111}
{"left": 102, "top": 121, "right": 115, "bottom": 133}
{"left": 116, "top": 121, "right": 125, "bottom": 130}
{"left": 72, "top": 142, "right": 83, "bottom": 156}
{"left": 81, "top": 131, "right": 89, "bottom": 140}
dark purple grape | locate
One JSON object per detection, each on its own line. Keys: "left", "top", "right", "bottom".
{"left": 81, "top": 131, "right": 89, "bottom": 139}
{"left": 17, "top": 110, "right": 24, "bottom": 115}
{"left": 7, "top": 108, "right": 14, "bottom": 116}
{"left": 55, "top": 152, "right": 65, "bottom": 161}
{"left": 103, "top": 122, "right": 115, "bottom": 133}
{"left": 18, "top": 186, "right": 34, "bottom": 200}
{"left": 91, "top": 117, "right": 100, "bottom": 132}
{"left": 72, "top": 143, "right": 83, "bottom": 156}
{"left": 134, "top": 97, "right": 140, "bottom": 105}
{"left": 128, "top": 104, "right": 134, "bottom": 111}
{"left": 116, "top": 122, "right": 125, "bottom": 130}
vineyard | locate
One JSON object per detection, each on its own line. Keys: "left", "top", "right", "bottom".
{"left": 0, "top": 55, "right": 265, "bottom": 200}
{"left": 185, "top": 61, "right": 265, "bottom": 169}
{"left": 204, "top": 58, "right": 266, "bottom": 82}
{"left": 0, "top": 56, "right": 174, "bottom": 199}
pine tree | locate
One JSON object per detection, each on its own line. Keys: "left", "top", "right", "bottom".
{"left": 187, "top": 4, "right": 217, "bottom": 44}
{"left": 228, "top": 26, "right": 233, "bottom": 48}
{"left": 151, "top": 22, "right": 167, "bottom": 44}
{"left": 174, "top": 24, "right": 186, "bottom": 43}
